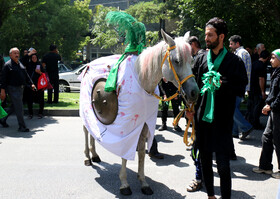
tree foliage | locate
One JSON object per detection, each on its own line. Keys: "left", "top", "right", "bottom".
{"left": 90, "top": 1, "right": 164, "bottom": 51}
{"left": 165, "top": 0, "right": 280, "bottom": 51}
{"left": 90, "top": 5, "right": 118, "bottom": 49}
{"left": 126, "top": 1, "right": 165, "bottom": 24}
{"left": 0, "top": 0, "right": 92, "bottom": 60}
{"left": 0, "top": 0, "right": 45, "bottom": 28}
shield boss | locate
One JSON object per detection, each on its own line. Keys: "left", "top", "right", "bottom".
{"left": 91, "top": 78, "right": 118, "bottom": 125}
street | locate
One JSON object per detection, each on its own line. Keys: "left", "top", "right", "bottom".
{"left": 0, "top": 115, "right": 279, "bottom": 199}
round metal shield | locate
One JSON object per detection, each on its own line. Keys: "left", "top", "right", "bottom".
{"left": 91, "top": 78, "right": 118, "bottom": 125}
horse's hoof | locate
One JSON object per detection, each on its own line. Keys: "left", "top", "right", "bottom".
{"left": 141, "top": 186, "right": 153, "bottom": 195}
{"left": 92, "top": 156, "right": 101, "bottom": 163}
{"left": 120, "top": 187, "right": 132, "bottom": 195}
{"left": 84, "top": 159, "right": 92, "bottom": 166}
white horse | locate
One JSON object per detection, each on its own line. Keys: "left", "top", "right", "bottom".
{"left": 82, "top": 30, "right": 199, "bottom": 195}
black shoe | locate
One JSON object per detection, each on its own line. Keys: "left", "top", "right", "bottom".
{"left": 158, "top": 124, "right": 167, "bottom": 131}
{"left": 149, "top": 151, "right": 164, "bottom": 159}
{"left": 232, "top": 134, "right": 239, "bottom": 139}
{"left": 28, "top": 115, "right": 33, "bottom": 119}
{"left": 174, "top": 125, "right": 182, "bottom": 132}
{"left": 0, "top": 120, "right": 9, "bottom": 128}
{"left": 240, "top": 128, "right": 253, "bottom": 140}
{"left": 18, "top": 127, "right": 30, "bottom": 132}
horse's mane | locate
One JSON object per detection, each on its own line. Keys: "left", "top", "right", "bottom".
{"left": 139, "top": 37, "right": 192, "bottom": 78}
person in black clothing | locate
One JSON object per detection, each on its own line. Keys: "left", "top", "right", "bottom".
{"left": 0, "top": 47, "right": 35, "bottom": 132}
{"left": 188, "top": 18, "right": 248, "bottom": 199}
{"left": 253, "top": 49, "right": 280, "bottom": 179}
{"left": 158, "top": 78, "right": 182, "bottom": 132}
{"left": 21, "top": 48, "right": 36, "bottom": 103}
{"left": 188, "top": 36, "right": 206, "bottom": 60}
{"left": 26, "top": 54, "right": 45, "bottom": 119}
{"left": 42, "top": 44, "right": 61, "bottom": 104}
{"left": 247, "top": 50, "right": 270, "bottom": 129}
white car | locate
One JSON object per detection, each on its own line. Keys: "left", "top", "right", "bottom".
{"left": 59, "top": 64, "right": 86, "bottom": 92}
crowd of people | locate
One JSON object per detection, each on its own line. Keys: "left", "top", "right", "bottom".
{"left": 1, "top": 16, "right": 280, "bottom": 199}
{"left": 0, "top": 44, "right": 61, "bottom": 132}
{"left": 152, "top": 17, "right": 280, "bottom": 199}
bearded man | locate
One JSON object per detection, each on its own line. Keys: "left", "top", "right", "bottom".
{"left": 189, "top": 17, "right": 248, "bottom": 199}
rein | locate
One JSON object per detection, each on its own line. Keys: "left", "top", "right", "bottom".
{"left": 151, "top": 45, "right": 196, "bottom": 147}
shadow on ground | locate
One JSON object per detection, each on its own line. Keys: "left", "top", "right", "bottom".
{"left": 0, "top": 116, "right": 58, "bottom": 139}
{"left": 90, "top": 161, "right": 187, "bottom": 199}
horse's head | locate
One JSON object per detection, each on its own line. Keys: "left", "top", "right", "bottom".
{"left": 160, "top": 29, "right": 199, "bottom": 104}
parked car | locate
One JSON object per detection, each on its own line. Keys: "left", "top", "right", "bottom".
{"left": 59, "top": 64, "right": 86, "bottom": 92}
{"left": 58, "top": 62, "right": 72, "bottom": 73}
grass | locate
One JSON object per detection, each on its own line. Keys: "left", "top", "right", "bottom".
{"left": 44, "top": 93, "right": 80, "bottom": 109}
{"left": 24, "top": 92, "right": 80, "bottom": 110}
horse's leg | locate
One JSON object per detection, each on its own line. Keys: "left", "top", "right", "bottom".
{"left": 137, "top": 123, "right": 153, "bottom": 195}
{"left": 90, "top": 134, "right": 101, "bottom": 163}
{"left": 83, "top": 125, "right": 92, "bottom": 166}
{"left": 119, "top": 158, "right": 132, "bottom": 195}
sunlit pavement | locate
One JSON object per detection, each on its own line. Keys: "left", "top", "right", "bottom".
{"left": 0, "top": 115, "right": 278, "bottom": 199}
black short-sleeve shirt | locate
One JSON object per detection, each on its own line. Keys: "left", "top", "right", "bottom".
{"left": 42, "top": 52, "right": 61, "bottom": 75}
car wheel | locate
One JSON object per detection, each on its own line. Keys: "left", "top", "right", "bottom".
{"left": 59, "top": 80, "right": 70, "bottom": 92}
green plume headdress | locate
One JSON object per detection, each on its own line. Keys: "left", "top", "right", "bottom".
{"left": 105, "top": 11, "right": 146, "bottom": 53}
{"left": 104, "top": 11, "right": 146, "bottom": 92}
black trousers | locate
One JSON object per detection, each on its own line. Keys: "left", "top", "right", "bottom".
{"left": 47, "top": 74, "right": 59, "bottom": 103}
{"left": 200, "top": 150, "right": 231, "bottom": 199}
{"left": 27, "top": 88, "right": 44, "bottom": 115}
{"left": 247, "top": 93, "right": 264, "bottom": 127}
{"left": 1, "top": 86, "right": 26, "bottom": 128}
{"left": 259, "top": 111, "right": 280, "bottom": 170}
{"left": 161, "top": 98, "right": 180, "bottom": 123}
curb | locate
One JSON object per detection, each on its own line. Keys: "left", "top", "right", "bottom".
{"left": 24, "top": 109, "right": 248, "bottom": 117}
{"left": 24, "top": 109, "right": 175, "bottom": 117}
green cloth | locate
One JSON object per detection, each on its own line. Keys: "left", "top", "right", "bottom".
{"left": 104, "top": 54, "right": 127, "bottom": 92}
{"left": 0, "top": 101, "right": 7, "bottom": 119}
{"left": 200, "top": 47, "right": 227, "bottom": 123}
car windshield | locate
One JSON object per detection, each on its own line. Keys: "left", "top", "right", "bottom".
{"left": 58, "top": 63, "right": 72, "bottom": 73}
{"left": 73, "top": 64, "right": 87, "bottom": 75}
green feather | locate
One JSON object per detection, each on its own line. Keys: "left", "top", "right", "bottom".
{"left": 105, "top": 11, "right": 146, "bottom": 53}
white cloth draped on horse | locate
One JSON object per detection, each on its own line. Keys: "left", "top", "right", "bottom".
{"left": 79, "top": 54, "right": 159, "bottom": 160}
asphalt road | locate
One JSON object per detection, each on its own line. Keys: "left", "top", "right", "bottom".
{"left": 0, "top": 115, "right": 279, "bottom": 199}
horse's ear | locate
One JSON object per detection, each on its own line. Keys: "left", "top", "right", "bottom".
{"left": 183, "top": 31, "right": 190, "bottom": 43}
{"left": 161, "top": 29, "right": 175, "bottom": 47}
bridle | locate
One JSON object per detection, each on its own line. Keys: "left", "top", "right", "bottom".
{"left": 152, "top": 45, "right": 196, "bottom": 147}
{"left": 151, "top": 45, "right": 194, "bottom": 102}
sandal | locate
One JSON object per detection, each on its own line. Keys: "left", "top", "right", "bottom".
{"left": 186, "top": 179, "right": 202, "bottom": 192}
